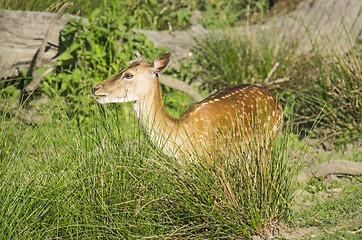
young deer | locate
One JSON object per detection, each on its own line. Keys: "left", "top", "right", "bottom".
{"left": 92, "top": 52, "right": 283, "bottom": 163}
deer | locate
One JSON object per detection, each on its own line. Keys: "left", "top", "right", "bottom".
{"left": 92, "top": 52, "right": 283, "bottom": 164}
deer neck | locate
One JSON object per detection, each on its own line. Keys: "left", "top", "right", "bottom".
{"left": 134, "top": 79, "right": 180, "bottom": 151}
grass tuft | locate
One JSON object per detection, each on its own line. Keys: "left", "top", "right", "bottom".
{"left": 193, "top": 30, "right": 298, "bottom": 91}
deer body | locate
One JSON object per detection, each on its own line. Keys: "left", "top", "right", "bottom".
{"left": 92, "top": 53, "right": 283, "bottom": 162}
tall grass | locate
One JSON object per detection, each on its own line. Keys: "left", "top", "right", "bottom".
{"left": 296, "top": 46, "right": 362, "bottom": 144}
{"left": 0, "top": 99, "right": 157, "bottom": 238}
{"left": 155, "top": 122, "right": 301, "bottom": 238}
{"left": 194, "top": 31, "right": 298, "bottom": 91}
{"left": 0, "top": 93, "right": 301, "bottom": 238}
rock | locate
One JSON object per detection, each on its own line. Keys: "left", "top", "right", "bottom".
{"left": 0, "top": 9, "right": 84, "bottom": 79}
{"left": 298, "top": 160, "right": 362, "bottom": 183}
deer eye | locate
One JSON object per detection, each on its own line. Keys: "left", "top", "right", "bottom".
{"left": 124, "top": 73, "right": 133, "bottom": 80}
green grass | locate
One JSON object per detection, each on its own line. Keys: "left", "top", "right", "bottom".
{"left": 296, "top": 47, "right": 362, "bottom": 145}
{"left": 1, "top": 1, "right": 361, "bottom": 238}
{"left": 0, "top": 0, "right": 279, "bottom": 30}
{"left": 0, "top": 0, "right": 102, "bottom": 15}
{"left": 0, "top": 101, "right": 155, "bottom": 238}
{"left": 0, "top": 94, "right": 302, "bottom": 239}
{"left": 193, "top": 30, "right": 298, "bottom": 90}
{"left": 289, "top": 177, "right": 362, "bottom": 239}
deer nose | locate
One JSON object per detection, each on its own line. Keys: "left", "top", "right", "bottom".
{"left": 92, "top": 86, "right": 101, "bottom": 95}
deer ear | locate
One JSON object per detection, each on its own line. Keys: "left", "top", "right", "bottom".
{"left": 133, "top": 51, "right": 148, "bottom": 63}
{"left": 151, "top": 52, "right": 172, "bottom": 73}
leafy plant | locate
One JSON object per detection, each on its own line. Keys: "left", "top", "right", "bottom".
{"left": 41, "top": 5, "right": 168, "bottom": 124}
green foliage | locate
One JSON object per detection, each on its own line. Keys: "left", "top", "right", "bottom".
{"left": 112, "top": 0, "right": 193, "bottom": 30}
{"left": 0, "top": 0, "right": 277, "bottom": 30}
{"left": 193, "top": 32, "right": 298, "bottom": 91}
{"left": 277, "top": 91, "right": 297, "bottom": 119}
{"left": 0, "top": 0, "right": 104, "bottom": 16}
{"left": 304, "top": 178, "right": 342, "bottom": 194}
{"left": 0, "top": 0, "right": 193, "bottom": 30}
{"left": 292, "top": 177, "right": 362, "bottom": 239}
{"left": 0, "top": 98, "right": 300, "bottom": 238}
{"left": 296, "top": 47, "right": 362, "bottom": 144}
{"left": 196, "top": 0, "right": 270, "bottom": 29}
{"left": 0, "top": 70, "right": 30, "bottom": 99}
{"left": 1, "top": 85, "right": 21, "bottom": 100}
{"left": 50, "top": 7, "right": 165, "bottom": 91}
